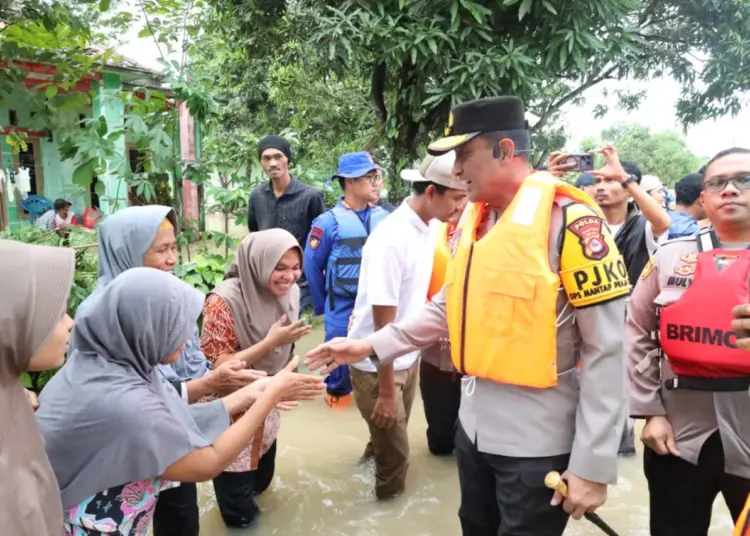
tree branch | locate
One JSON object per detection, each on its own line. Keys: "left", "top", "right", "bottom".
{"left": 137, "top": 0, "right": 167, "bottom": 65}
{"left": 371, "top": 60, "right": 387, "bottom": 124}
{"left": 530, "top": 64, "right": 619, "bottom": 133}
{"left": 180, "top": 0, "right": 195, "bottom": 74}
{"left": 638, "top": 0, "right": 663, "bottom": 26}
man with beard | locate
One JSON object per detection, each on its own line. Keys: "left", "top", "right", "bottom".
{"left": 588, "top": 153, "right": 672, "bottom": 456}
{"left": 248, "top": 135, "right": 326, "bottom": 311}
{"left": 592, "top": 158, "right": 671, "bottom": 287}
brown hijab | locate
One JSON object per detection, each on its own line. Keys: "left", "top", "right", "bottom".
{"left": 0, "top": 240, "right": 75, "bottom": 536}
{"left": 211, "top": 229, "right": 301, "bottom": 374}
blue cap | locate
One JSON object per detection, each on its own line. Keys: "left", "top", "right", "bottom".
{"left": 326, "top": 152, "right": 383, "bottom": 186}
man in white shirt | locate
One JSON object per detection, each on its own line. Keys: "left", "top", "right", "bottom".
{"left": 348, "top": 151, "right": 466, "bottom": 500}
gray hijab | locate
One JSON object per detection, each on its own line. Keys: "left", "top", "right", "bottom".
{"left": 37, "top": 268, "right": 229, "bottom": 508}
{"left": 0, "top": 240, "right": 74, "bottom": 536}
{"left": 74, "top": 205, "right": 207, "bottom": 382}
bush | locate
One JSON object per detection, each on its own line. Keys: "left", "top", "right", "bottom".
{"left": 173, "top": 253, "right": 232, "bottom": 294}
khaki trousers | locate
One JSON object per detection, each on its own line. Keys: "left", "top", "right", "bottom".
{"left": 351, "top": 360, "right": 419, "bottom": 500}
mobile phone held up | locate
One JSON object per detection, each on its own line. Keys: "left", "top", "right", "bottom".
{"left": 564, "top": 153, "right": 594, "bottom": 172}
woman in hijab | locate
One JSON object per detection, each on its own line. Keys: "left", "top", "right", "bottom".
{"left": 0, "top": 240, "right": 75, "bottom": 536}
{"left": 74, "top": 205, "right": 260, "bottom": 536}
{"left": 37, "top": 268, "right": 324, "bottom": 536}
{"left": 201, "top": 229, "right": 312, "bottom": 528}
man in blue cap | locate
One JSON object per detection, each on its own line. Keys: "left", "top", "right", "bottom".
{"left": 304, "top": 151, "right": 390, "bottom": 406}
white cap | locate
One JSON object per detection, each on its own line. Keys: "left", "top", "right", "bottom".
{"left": 400, "top": 151, "right": 465, "bottom": 190}
{"left": 641, "top": 174, "right": 664, "bottom": 192}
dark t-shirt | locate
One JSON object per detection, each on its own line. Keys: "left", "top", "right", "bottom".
{"left": 614, "top": 207, "right": 650, "bottom": 288}
{"left": 247, "top": 177, "right": 325, "bottom": 251}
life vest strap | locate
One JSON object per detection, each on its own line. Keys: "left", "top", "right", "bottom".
{"left": 665, "top": 375, "right": 750, "bottom": 392}
{"left": 697, "top": 228, "right": 720, "bottom": 252}
{"left": 335, "top": 257, "right": 361, "bottom": 265}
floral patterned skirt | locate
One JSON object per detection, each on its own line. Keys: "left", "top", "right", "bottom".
{"left": 63, "top": 478, "right": 177, "bottom": 535}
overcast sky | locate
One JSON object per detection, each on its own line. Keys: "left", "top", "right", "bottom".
{"left": 120, "top": 31, "right": 749, "bottom": 160}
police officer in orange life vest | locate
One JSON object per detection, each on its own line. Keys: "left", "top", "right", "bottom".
{"left": 627, "top": 147, "right": 750, "bottom": 536}
{"left": 305, "top": 96, "right": 630, "bottom": 535}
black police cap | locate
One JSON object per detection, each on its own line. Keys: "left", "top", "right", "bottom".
{"left": 428, "top": 96, "right": 528, "bottom": 155}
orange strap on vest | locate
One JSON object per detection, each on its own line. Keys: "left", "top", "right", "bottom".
{"left": 735, "top": 493, "right": 750, "bottom": 536}
{"left": 428, "top": 223, "right": 452, "bottom": 300}
{"left": 445, "top": 172, "right": 628, "bottom": 388}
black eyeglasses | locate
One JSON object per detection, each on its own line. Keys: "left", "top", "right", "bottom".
{"left": 361, "top": 172, "right": 383, "bottom": 185}
{"left": 703, "top": 174, "right": 750, "bottom": 194}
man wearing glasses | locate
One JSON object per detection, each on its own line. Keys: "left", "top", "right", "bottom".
{"left": 304, "top": 152, "right": 390, "bottom": 407}
{"left": 628, "top": 147, "right": 750, "bottom": 535}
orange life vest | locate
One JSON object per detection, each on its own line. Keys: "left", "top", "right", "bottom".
{"left": 445, "top": 172, "right": 626, "bottom": 388}
{"left": 428, "top": 222, "right": 452, "bottom": 300}
{"left": 735, "top": 494, "right": 750, "bottom": 536}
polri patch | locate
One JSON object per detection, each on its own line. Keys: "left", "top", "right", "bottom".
{"left": 309, "top": 226, "right": 324, "bottom": 250}
{"left": 567, "top": 215, "right": 610, "bottom": 261}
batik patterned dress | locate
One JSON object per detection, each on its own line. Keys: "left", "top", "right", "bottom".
{"left": 200, "top": 293, "right": 280, "bottom": 472}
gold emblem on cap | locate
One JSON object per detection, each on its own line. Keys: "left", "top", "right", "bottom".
{"left": 445, "top": 112, "right": 454, "bottom": 136}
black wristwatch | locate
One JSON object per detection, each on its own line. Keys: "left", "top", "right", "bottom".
{"left": 621, "top": 175, "right": 638, "bottom": 189}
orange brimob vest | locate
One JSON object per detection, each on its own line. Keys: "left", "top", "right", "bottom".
{"left": 445, "top": 171, "right": 627, "bottom": 388}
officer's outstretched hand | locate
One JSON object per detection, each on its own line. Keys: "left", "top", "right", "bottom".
{"left": 642, "top": 415, "right": 680, "bottom": 457}
{"left": 305, "top": 337, "right": 373, "bottom": 374}
{"left": 550, "top": 471, "right": 607, "bottom": 520}
{"left": 731, "top": 304, "right": 750, "bottom": 350}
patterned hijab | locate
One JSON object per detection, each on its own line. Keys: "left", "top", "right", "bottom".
{"left": 212, "top": 229, "right": 302, "bottom": 374}
{"left": 38, "top": 268, "right": 229, "bottom": 508}
{"left": 0, "top": 240, "right": 75, "bottom": 536}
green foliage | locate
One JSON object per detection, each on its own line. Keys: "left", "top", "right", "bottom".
{"left": 199, "top": 0, "right": 749, "bottom": 198}
{"left": 173, "top": 254, "right": 231, "bottom": 294}
{"left": 1, "top": 224, "right": 97, "bottom": 392}
{"left": 0, "top": 225, "right": 98, "bottom": 316}
{"left": 0, "top": 0, "right": 219, "bottom": 216}
{"left": 591, "top": 123, "right": 704, "bottom": 186}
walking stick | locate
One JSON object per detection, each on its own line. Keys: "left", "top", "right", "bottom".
{"left": 544, "top": 472, "right": 621, "bottom": 536}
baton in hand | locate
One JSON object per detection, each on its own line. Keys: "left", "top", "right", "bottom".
{"left": 544, "top": 472, "right": 621, "bottom": 536}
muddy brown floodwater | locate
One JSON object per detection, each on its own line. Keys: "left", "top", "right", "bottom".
{"left": 183, "top": 327, "right": 734, "bottom": 535}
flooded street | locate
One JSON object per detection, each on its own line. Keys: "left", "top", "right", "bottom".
{"left": 194, "top": 327, "right": 734, "bottom": 535}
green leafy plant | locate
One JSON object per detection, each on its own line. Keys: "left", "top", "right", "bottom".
{"left": 173, "top": 253, "right": 232, "bottom": 294}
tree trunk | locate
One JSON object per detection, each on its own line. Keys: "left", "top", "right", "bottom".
{"left": 388, "top": 61, "right": 420, "bottom": 203}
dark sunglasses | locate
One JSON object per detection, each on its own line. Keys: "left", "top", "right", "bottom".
{"left": 703, "top": 174, "right": 750, "bottom": 194}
